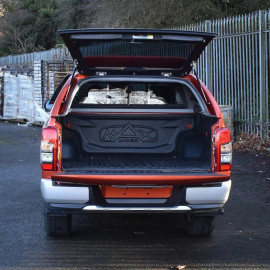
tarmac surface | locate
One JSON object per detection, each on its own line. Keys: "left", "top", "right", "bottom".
{"left": 0, "top": 121, "right": 270, "bottom": 270}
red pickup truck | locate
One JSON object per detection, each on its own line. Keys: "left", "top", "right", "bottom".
{"left": 41, "top": 29, "right": 232, "bottom": 236}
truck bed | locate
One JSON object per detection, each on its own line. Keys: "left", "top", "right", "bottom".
{"left": 62, "top": 153, "right": 210, "bottom": 174}
{"left": 60, "top": 113, "right": 218, "bottom": 176}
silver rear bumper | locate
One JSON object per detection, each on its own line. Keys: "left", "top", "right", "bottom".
{"left": 82, "top": 205, "right": 191, "bottom": 213}
{"left": 41, "top": 178, "right": 89, "bottom": 204}
{"left": 41, "top": 178, "right": 231, "bottom": 212}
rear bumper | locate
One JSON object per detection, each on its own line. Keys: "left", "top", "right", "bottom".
{"left": 41, "top": 179, "right": 231, "bottom": 214}
{"left": 82, "top": 205, "right": 192, "bottom": 213}
{"left": 41, "top": 179, "right": 89, "bottom": 204}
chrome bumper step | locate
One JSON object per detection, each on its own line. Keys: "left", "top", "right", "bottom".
{"left": 83, "top": 205, "right": 191, "bottom": 213}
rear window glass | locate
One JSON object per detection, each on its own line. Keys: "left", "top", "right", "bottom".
{"left": 71, "top": 82, "right": 187, "bottom": 108}
{"left": 79, "top": 40, "right": 196, "bottom": 58}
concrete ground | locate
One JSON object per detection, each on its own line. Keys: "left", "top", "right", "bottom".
{"left": 0, "top": 121, "right": 269, "bottom": 270}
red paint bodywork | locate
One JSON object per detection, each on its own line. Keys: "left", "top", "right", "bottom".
{"left": 51, "top": 172, "right": 230, "bottom": 185}
{"left": 184, "top": 74, "right": 224, "bottom": 123}
{"left": 100, "top": 185, "right": 173, "bottom": 198}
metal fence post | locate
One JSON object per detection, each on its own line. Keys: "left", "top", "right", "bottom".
{"left": 205, "top": 20, "right": 212, "bottom": 92}
{"left": 259, "top": 10, "right": 267, "bottom": 138}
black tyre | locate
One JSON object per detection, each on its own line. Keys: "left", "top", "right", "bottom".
{"left": 45, "top": 215, "right": 71, "bottom": 236}
{"left": 186, "top": 215, "right": 215, "bottom": 236}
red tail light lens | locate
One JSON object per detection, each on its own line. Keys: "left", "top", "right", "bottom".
{"left": 41, "top": 127, "right": 58, "bottom": 171}
{"left": 215, "top": 128, "right": 232, "bottom": 171}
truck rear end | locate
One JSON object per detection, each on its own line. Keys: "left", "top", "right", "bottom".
{"left": 40, "top": 29, "right": 232, "bottom": 236}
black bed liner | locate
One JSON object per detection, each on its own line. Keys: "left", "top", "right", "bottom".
{"left": 63, "top": 153, "right": 210, "bottom": 174}
{"left": 61, "top": 113, "right": 217, "bottom": 174}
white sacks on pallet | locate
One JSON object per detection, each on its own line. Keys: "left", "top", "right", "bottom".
{"left": 3, "top": 73, "right": 18, "bottom": 119}
{"left": 82, "top": 88, "right": 166, "bottom": 105}
{"left": 2, "top": 72, "right": 49, "bottom": 123}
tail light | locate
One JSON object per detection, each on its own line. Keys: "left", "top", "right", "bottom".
{"left": 215, "top": 128, "right": 232, "bottom": 171}
{"left": 41, "top": 127, "right": 58, "bottom": 171}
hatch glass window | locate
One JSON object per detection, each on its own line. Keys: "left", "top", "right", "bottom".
{"left": 79, "top": 40, "right": 196, "bottom": 59}
{"left": 72, "top": 83, "right": 187, "bottom": 107}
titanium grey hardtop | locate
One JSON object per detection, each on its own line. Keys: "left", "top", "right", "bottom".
{"left": 59, "top": 28, "right": 215, "bottom": 76}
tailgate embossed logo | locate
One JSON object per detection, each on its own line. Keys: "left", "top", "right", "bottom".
{"left": 100, "top": 123, "right": 158, "bottom": 142}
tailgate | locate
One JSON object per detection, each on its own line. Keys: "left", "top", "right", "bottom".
{"left": 51, "top": 172, "right": 230, "bottom": 185}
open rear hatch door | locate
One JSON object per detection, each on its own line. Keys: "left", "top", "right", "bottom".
{"left": 59, "top": 29, "right": 215, "bottom": 76}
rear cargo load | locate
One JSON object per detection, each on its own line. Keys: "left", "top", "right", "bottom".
{"left": 58, "top": 77, "right": 218, "bottom": 175}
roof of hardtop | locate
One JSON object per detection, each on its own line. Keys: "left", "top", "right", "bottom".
{"left": 59, "top": 28, "right": 215, "bottom": 36}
